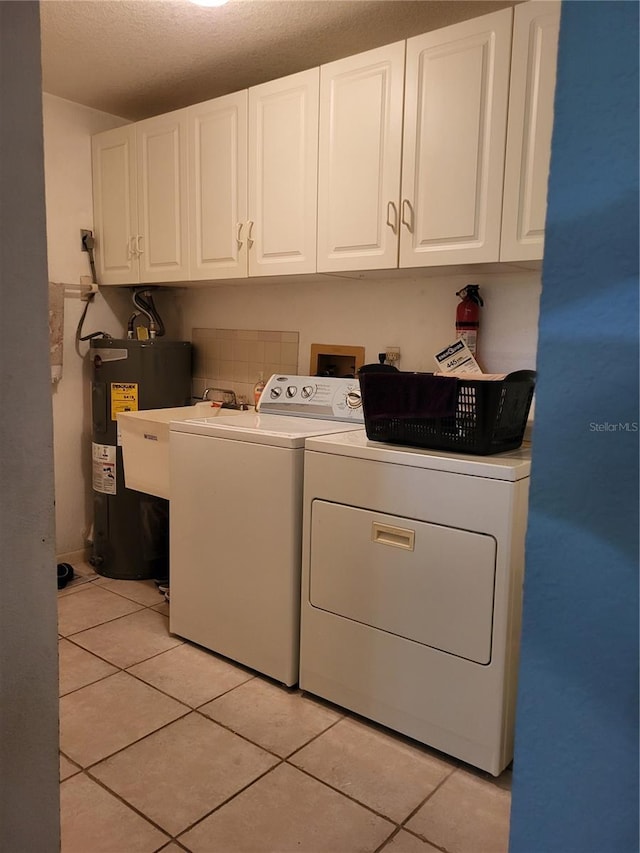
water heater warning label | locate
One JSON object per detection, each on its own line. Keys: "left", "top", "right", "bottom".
{"left": 92, "top": 443, "right": 116, "bottom": 494}
{"left": 111, "top": 382, "right": 138, "bottom": 420}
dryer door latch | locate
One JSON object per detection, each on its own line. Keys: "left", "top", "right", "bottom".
{"left": 371, "top": 522, "right": 415, "bottom": 552}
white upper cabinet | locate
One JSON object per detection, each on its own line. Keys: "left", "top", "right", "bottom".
{"left": 92, "top": 124, "right": 138, "bottom": 285}
{"left": 136, "top": 109, "right": 190, "bottom": 283}
{"left": 501, "top": 1, "right": 561, "bottom": 262}
{"left": 92, "top": 112, "right": 189, "bottom": 285}
{"left": 92, "top": 4, "right": 558, "bottom": 285}
{"left": 248, "top": 68, "right": 319, "bottom": 277}
{"left": 317, "top": 42, "right": 405, "bottom": 273}
{"left": 400, "top": 9, "right": 513, "bottom": 267}
{"left": 188, "top": 91, "right": 248, "bottom": 280}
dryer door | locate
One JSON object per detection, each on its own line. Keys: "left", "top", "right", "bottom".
{"left": 309, "top": 500, "right": 496, "bottom": 664}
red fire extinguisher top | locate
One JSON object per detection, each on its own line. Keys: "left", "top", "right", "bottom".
{"left": 456, "top": 284, "right": 484, "bottom": 307}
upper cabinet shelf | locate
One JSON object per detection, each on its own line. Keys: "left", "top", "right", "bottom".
{"left": 91, "top": 0, "right": 560, "bottom": 286}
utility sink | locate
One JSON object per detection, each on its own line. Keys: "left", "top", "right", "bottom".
{"left": 118, "top": 404, "right": 245, "bottom": 499}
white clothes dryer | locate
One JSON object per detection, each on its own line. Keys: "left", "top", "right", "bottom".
{"left": 299, "top": 430, "right": 531, "bottom": 776}
{"left": 169, "top": 375, "right": 364, "bottom": 686}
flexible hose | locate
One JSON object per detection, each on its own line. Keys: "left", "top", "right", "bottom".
{"left": 76, "top": 294, "right": 111, "bottom": 343}
{"left": 131, "top": 290, "right": 155, "bottom": 335}
{"left": 87, "top": 246, "right": 98, "bottom": 285}
{"left": 142, "top": 290, "right": 165, "bottom": 337}
{"left": 132, "top": 288, "right": 165, "bottom": 337}
{"left": 75, "top": 232, "right": 110, "bottom": 343}
{"left": 127, "top": 312, "right": 142, "bottom": 338}
{"left": 149, "top": 294, "right": 165, "bottom": 338}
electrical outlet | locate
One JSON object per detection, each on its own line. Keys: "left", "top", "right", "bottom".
{"left": 79, "top": 275, "right": 98, "bottom": 300}
{"left": 385, "top": 347, "right": 401, "bottom": 364}
{"left": 80, "top": 229, "right": 93, "bottom": 251}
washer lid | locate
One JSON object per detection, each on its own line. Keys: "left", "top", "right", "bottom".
{"left": 170, "top": 412, "right": 363, "bottom": 448}
{"left": 304, "top": 429, "right": 532, "bottom": 480}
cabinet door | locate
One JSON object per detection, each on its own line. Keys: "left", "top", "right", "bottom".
{"left": 92, "top": 124, "right": 138, "bottom": 285}
{"left": 500, "top": 1, "right": 560, "bottom": 262}
{"left": 136, "top": 110, "right": 189, "bottom": 283}
{"left": 248, "top": 68, "right": 319, "bottom": 276}
{"left": 188, "top": 91, "right": 248, "bottom": 280}
{"left": 400, "top": 9, "right": 512, "bottom": 267}
{"left": 317, "top": 42, "right": 405, "bottom": 273}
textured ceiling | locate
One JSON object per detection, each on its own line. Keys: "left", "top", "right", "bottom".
{"left": 40, "top": 0, "right": 518, "bottom": 121}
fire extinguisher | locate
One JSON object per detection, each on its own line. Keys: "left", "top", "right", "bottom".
{"left": 456, "top": 285, "right": 483, "bottom": 358}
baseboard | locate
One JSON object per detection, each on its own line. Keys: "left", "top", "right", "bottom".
{"left": 56, "top": 547, "right": 90, "bottom": 566}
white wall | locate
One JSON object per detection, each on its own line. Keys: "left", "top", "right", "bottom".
{"left": 43, "top": 90, "right": 542, "bottom": 555}
{"left": 43, "top": 94, "right": 132, "bottom": 556}
{"left": 175, "top": 269, "right": 541, "bottom": 376}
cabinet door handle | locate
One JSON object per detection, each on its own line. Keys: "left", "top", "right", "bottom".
{"left": 372, "top": 522, "right": 415, "bottom": 552}
{"left": 127, "top": 236, "right": 136, "bottom": 259}
{"left": 136, "top": 234, "right": 143, "bottom": 255}
{"left": 386, "top": 201, "right": 398, "bottom": 234}
{"left": 401, "top": 199, "right": 414, "bottom": 233}
{"left": 236, "top": 222, "right": 243, "bottom": 249}
{"left": 247, "top": 220, "right": 254, "bottom": 248}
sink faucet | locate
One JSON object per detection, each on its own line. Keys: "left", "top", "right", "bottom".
{"left": 202, "top": 388, "right": 249, "bottom": 410}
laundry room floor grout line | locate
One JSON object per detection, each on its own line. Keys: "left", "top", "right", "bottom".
{"left": 59, "top": 573, "right": 513, "bottom": 853}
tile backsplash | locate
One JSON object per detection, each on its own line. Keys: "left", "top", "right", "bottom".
{"left": 192, "top": 328, "right": 299, "bottom": 405}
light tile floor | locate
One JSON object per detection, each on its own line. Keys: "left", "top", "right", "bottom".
{"left": 58, "top": 563, "right": 512, "bottom": 853}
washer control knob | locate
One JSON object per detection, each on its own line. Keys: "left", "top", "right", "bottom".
{"left": 270, "top": 387, "right": 282, "bottom": 399}
{"left": 301, "top": 385, "right": 314, "bottom": 399}
{"left": 346, "top": 389, "right": 362, "bottom": 409}
{"left": 286, "top": 386, "right": 297, "bottom": 398}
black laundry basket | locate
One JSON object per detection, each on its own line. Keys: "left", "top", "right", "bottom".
{"left": 360, "top": 370, "right": 536, "bottom": 455}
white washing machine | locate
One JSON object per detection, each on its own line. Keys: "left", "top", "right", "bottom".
{"left": 169, "top": 375, "right": 364, "bottom": 686}
{"left": 299, "top": 430, "right": 531, "bottom": 776}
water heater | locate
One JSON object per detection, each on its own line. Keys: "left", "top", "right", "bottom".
{"left": 90, "top": 338, "right": 191, "bottom": 580}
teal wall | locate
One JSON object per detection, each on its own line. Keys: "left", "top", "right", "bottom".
{"left": 509, "top": 2, "right": 639, "bottom": 851}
